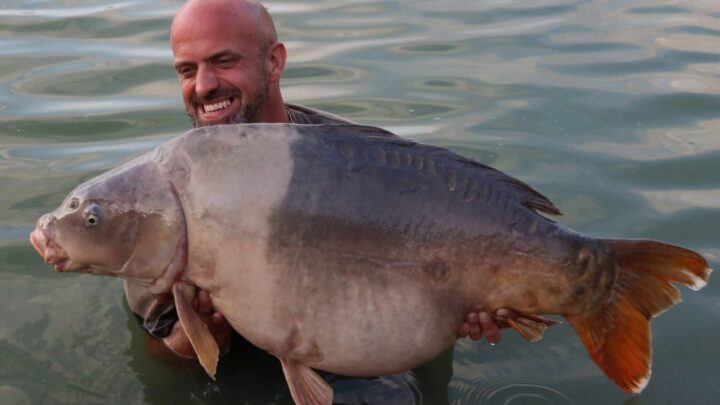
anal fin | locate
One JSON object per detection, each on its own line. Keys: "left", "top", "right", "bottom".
{"left": 280, "top": 357, "right": 333, "bottom": 405}
{"left": 172, "top": 283, "right": 219, "bottom": 379}
{"left": 506, "top": 314, "right": 560, "bottom": 342}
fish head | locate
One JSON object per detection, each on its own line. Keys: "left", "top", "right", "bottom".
{"left": 30, "top": 157, "right": 187, "bottom": 291}
{"left": 30, "top": 193, "right": 133, "bottom": 275}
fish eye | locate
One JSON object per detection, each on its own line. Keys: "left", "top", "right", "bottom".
{"left": 83, "top": 203, "right": 103, "bottom": 227}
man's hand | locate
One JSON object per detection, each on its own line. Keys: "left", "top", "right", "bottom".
{"left": 457, "top": 308, "right": 519, "bottom": 344}
{"left": 160, "top": 290, "right": 233, "bottom": 359}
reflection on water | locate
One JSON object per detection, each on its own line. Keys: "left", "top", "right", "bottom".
{"left": 450, "top": 377, "right": 575, "bottom": 405}
{"left": 643, "top": 189, "right": 720, "bottom": 214}
{"left": 577, "top": 118, "right": 720, "bottom": 161}
{"left": 1, "top": 0, "right": 719, "bottom": 404}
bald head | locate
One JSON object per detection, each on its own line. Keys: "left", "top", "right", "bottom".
{"left": 172, "top": 0, "right": 277, "bottom": 48}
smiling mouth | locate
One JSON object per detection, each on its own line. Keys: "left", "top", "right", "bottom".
{"left": 202, "top": 98, "right": 233, "bottom": 113}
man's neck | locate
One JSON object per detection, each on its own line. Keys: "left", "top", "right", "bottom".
{"left": 254, "top": 93, "right": 290, "bottom": 124}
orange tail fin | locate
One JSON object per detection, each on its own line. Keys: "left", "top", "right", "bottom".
{"left": 566, "top": 239, "right": 711, "bottom": 394}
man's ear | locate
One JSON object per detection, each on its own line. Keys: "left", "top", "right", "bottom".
{"left": 266, "top": 41, "right": 287, "bottom": 83}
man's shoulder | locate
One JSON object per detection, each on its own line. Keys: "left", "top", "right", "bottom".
{"left": 286, "top": 103, "right": 355, "bottom": 125}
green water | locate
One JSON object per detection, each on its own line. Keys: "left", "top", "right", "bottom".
{"left": 1, "top": 1, "right": 719, "bottom": 404}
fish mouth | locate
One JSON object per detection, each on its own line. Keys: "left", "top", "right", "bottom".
{"left": 29, "top": 227, "right": 76, "bottom": 272}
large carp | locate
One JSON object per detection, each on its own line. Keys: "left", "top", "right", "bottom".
{"left": 30, "top": 124, "right": 711, "bottom": 404}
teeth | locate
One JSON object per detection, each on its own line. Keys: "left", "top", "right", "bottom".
{"left": 204, "top": 99, "right": 231, "bottom": 113}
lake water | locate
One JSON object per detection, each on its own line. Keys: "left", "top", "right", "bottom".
{"left": 1, "top": 0, "right": 719, "bottom": 404}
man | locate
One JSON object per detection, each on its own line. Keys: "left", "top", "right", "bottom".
{"left": 125, "top": 0, "right": 519, "bottom": 401}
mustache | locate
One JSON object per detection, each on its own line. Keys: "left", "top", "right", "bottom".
{"left": 192, "top": 88, "right": 241, "bottom": 104}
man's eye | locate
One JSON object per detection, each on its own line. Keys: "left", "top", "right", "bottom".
{"left": 216, "top": 58, "right": 235, "bottom": 67}
{"left": 176, "top": 66, "right": 194, "bottom": 77}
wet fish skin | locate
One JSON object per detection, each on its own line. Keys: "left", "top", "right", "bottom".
{"left": 170, "top": 125, "right": 583, "bottom": 374}
{"left": 29, "top": 124, "right": 711, "bottom": 401}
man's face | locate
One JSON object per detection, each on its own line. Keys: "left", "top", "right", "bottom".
{"left": 171, "top": 9, "right": 269, "bottom": 127}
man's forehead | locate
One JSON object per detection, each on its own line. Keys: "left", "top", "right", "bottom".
{"left": 172, "top": 1, "right": 257, "bottom": 41}
{"left": 171, "top": 13, "right": 258, "bottom": 62}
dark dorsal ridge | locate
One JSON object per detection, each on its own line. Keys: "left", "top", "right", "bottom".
{"left": 308, "top": 124, "right": 562, "bottom": 217}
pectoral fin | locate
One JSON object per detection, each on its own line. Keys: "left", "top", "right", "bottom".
{"left": 280, "top": 357, "right": 333, "bottom": 405}
{"left": 506, "top": 314, "right": 560, "bottom": 342}
{"left": 172, "top": 283, "right": 219, "bottom": 379}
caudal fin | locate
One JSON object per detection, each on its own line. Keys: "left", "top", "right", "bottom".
{"left": 566, "top": 239, "right": 712, "bottom": 394}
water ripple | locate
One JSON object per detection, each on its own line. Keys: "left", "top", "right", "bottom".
{"left": 1, "top": 0, "right": 719, "bottom": 403}
{"left": 450, "top": 377, "right": 575, "bottom": 405}
{"left": 0, "top": 2, "right": 137, "bottom": 18}
{"left": 0, "top": 37, "right": 170, "bottom": 59}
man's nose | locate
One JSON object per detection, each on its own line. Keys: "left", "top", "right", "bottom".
{"left": 195, "top": 66, "right": 219, "bottom": 99}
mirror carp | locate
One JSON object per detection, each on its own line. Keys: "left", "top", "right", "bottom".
{"left": 30, "top": 124, "right": 712, "bottom": 404}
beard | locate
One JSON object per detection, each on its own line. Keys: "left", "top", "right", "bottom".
{"left": 188, "top": 66, "right": 269, "bottom": 128}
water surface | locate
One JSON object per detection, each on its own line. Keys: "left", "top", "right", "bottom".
{"left": 1, "top": 1, "right": 719, "bottom": 404}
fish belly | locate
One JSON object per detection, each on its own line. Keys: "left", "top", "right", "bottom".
{"left": 206, "top": 247, "right": 465, "bottom": 377}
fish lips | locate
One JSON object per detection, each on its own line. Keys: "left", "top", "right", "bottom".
{"left": 29, "top": 226, "right": 74, "bottom": 272}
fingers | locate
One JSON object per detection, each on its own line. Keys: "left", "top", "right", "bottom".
{"left": 458, "top": 308, "right": 521, "bottom": 342}
{"left": 457, "top": 322, "right": 470, "bottom": 338}
{"left": 197, "top": 289, "right": 213, "bottom": 315}
{"left": 198, "top": 290, "right": 227, "bottom": 326}
{"left": 457, "top": 312, "right": 482, "bottom": 341}
{"left": 479, "top": 311, "right": 501, "bottom": 344}
{"left": 467, "top": 312, "right": 482, "bottom": 341}
{"left": 212, "top": 311, "right": 226, "bottom": 325}
{"left": 495, "top": 308, "right": 519, "bottom": 329}
{"left": 496, "top": 308, "right": 520, "bottom": 320}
